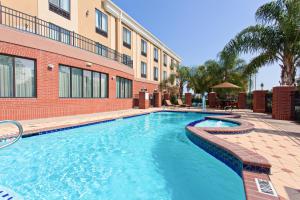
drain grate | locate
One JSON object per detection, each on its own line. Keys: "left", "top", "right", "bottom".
{"left": 255, "top": 178, "right": 278, "bottom": 197}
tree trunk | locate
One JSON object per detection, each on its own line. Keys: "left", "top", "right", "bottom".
{"left": 179, "top": 82, "right": 183, "bottom": 98}
{"left": 281, "top": 55, "right": 296, "bottom": 86}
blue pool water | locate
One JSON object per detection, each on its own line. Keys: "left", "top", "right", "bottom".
{"left": 195, "top": 119, "right": 239, "bottom": 128}
{"left": 0, "top": 112, "right": 245, "bottom": 200}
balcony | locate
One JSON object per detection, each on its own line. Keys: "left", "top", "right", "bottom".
{"left": 0, "top": 4, "right": 133, "bottom": 68}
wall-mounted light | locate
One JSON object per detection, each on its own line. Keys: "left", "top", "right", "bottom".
{"left": 86, "top": 62, "right": 92, "bottom": 67}
{"left": 48, "top": 64, "right": 54, "bottom": 70}
{"left": 111, "top": 76, "right": 116, "bottom": 80}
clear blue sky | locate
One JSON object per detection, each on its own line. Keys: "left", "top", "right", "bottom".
{"left": 113, "top": 0, "right": 283, "bottom": 90}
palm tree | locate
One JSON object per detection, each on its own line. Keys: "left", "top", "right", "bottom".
{"left": 189, "top": 53, "right": 249, "bottom": 93}
{"left": 224, "top": 0, "right": 300, "bottom": 86}
{"left": 176, "top": 66, "right": 191, "bottom": 98}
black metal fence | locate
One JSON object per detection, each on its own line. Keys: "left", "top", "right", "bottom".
{"left": 0, "top": 4, "right": 133, "bottom": 68}
{"left": 266, "top": 92, "right": 272, "bottom": 113}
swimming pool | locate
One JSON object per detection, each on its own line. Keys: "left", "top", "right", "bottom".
{"left": 0, "top": 112, "right": 245, "bottom": 200}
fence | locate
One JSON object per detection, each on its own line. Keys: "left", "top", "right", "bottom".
{"left": 0, "top": 4, "right": 133, "bottom": 68}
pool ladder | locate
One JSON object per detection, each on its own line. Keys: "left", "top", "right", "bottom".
{"left": 0, "top": 121, "right": 23, "bottom": 149}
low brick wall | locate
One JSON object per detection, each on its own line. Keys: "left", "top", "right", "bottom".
{"left": 208, "top": 92, "right": 217, "bottom": 108}
{"left": 272, "top": 86, "right": 296, "bottom": 120}
{"left": 185, "top": 93, "right": 192, "bottom": 106}
{"left": 253, "top": 90, "right": 267, "bottom": 113}
{"left": 238, "top": 92, "right": 247, "bottom": 109}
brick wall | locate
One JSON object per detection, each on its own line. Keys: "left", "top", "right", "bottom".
{"left": 0, "top": 42, "right": 138, "bottom": 120}
{"left": 252, "top": 90, "right": 267, "bottom": 113}
{"left": 185, "top": 93, "right": 192, "bottom": 106}
{"left": 133, "top": 80, "right": 159, "bottom": 95}
{"left": 208, "top": 92, "right": 217, "bottom": 108}
{"left": 272, "top": 86, "right": 296, "bottom": 120}
{"left": 238, "top": 92, "right": 247, "bottom": 109}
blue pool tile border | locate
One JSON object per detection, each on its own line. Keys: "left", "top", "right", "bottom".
{"left": 186, "top": 131, "right": 243, "bottom": 176}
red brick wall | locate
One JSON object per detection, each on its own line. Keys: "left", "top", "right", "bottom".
{"left": 133, "top": 80, "right": 159, "bottom": 95}
{"left": 153, "top": 92, "right": 162, "bottom": 107}
{"left": 238, "top": 92, "right": 247, "bottom": 109}
{"left": 185, "top": 93, "right": 192, "bottom": 106}
{"left": 0, "top": 42, "right": 136, "bottom": 120}
{"left": 253, "top": 90, "right": 267, "bottom": 113}
{"left": 272, "top": 86, "right": 296, "bottom": 120}
{"left": 208, "top": 92, "right": 217, "bottom": 108}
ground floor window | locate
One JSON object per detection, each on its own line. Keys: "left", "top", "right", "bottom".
{"left": 0, "top": 54, "right": 36, "bottom": 98}
{"left": 59, "top": 65, "right": 108, "bottom": 98}
{"left": 116, "top": 77, "right": 132, "bottom": 98}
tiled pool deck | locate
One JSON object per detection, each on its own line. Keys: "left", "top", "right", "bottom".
{"left": 0, "top": 108, "right": 299, "bottom": 200}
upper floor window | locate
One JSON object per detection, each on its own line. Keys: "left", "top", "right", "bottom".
{"left": 154, "top": 47, "right": 159, "bottom": 62}
{"left": 123, "top": 27, "right": 131, "bottom": 49}
{"left": 122, "top": 54, "right": 132, "bottom": 68}
{"left": 141, "top": 62, "right": 147, "bottom": 78}
{"left": 95, "top": 9, "right": 108, "bottom": 37}
{"left": 0, "top": 54, "right": 36, "bottom": 98}
{"left": 141, "top": 39, "right": 147, "bottom": 56}
{"left": 163, "top": 71, "right": 167, "bottom": 80}
{"left": 163, "top": 54, "right": 167, "bottom": 67}
{"left": 154, "top": 67, "right": 158, "bottom": 81}
{"left": 49, "top": 0, "right": 70, "bottom": 19}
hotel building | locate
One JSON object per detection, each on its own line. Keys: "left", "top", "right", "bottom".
{"left": 0, "top": 0, "right": 181, "bottom": 120}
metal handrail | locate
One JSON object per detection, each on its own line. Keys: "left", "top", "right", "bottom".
{"left": 0, "top": 120, "right": 23, "bottom": 149}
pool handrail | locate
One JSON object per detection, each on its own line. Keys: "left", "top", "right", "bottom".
{"left": 0, "top": 120, "right": 23, "bottom": 149}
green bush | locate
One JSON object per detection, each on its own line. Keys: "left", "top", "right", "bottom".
{"left": 170, "top": 95, "right": 178, "bottom": 105}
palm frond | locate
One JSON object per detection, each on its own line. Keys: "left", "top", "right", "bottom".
{"left": 244, "top": 51, "right": 278, "bottom": 75}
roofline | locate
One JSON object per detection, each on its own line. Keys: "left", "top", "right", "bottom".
{"left": 103, "top": 0, "right": 182, "bottom": 62}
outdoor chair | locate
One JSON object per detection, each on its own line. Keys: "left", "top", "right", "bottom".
{"left": 177, "top": 99, "right": 191, "bottom": 108}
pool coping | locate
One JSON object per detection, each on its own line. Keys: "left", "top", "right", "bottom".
{"left": 0, "top": 109, "right": 282, "bottom": 200}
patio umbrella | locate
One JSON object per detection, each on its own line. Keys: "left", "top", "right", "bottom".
{"left": 211, "top": 82, "right": 241, "bottom": 89}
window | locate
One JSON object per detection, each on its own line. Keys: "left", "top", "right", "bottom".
{"left": 123, "top": 27, "right": 131, "bottom": 49}
{"left": 141, "top": 39, "right": 147, "bottom": 56}
{"left": 0, "top": 55, "right": 36, "bottom": 98}
{"left": 71, "top": 68, "right": 83, "bottom": 98}
{"left": 116, "top": 77, "right": 132, "bottom": 98}
{"left": 154, "top": 47, "right": 159, "bottom": 62}
{"left": 95, "top": 9, "right": 108, "bottom": 37}
{"left": 163, "top": 54, "right": 167, "bottom": 67}
{"left": 49, "top": 23, "right": 71, "bottom": 44}
{"left": 93, "top": 72, "right": 101, "bottom": 98}
{"left": 59, "top": 65, "right": 71, "bottom": 97}
{"left": 83, "top": 70, "right": 92, "bottom": 98}
{"left": 163, "top": 71, "right": 167, "bottom": 80}
{"left": 49, "top": 0, "right": 70, "bottom": 19}
{"left": 154, "top": 67, "right": 158, "bottom": 81}
{"left": 96, "top": 43, "right": 108, "bottom": 57}
{"left": 141, "top": 62, "right": 147, "bottom": 78}
{"left": 100, "top": 73, "right": 108, "bottom": 98}
{"left": 122, "top": 54, "right": 132, "bottom": 67}
{"left": 59, "top": 65, "right": 108, "bottom": 98}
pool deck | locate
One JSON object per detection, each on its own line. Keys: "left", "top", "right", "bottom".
{"left": 0, "top": 108, "right": 299, "bottom": 200}
{"left": 217, "top": 110, "right": 300, "bottom": 200}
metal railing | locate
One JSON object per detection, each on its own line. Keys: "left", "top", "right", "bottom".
{"left": 0, "top": 120, "right": 23, "bottom": 149}
{"left": 0, "top": 4, "right": 133, "bottom": 68}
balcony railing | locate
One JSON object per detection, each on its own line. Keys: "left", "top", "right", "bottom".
{"left": 0, "top": 4, "right": 133, "bottom": 68}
